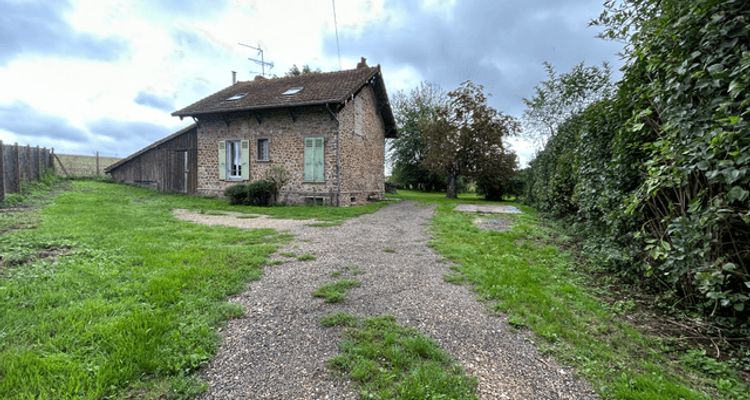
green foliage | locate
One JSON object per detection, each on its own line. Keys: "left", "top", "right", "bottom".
{"left": 389, "top": 82, "right": 449, "bottom": 192}
{"left": 264, "top": 165, "right": 290, "bottom": 203}
{"left": 223, "top": 180, "right": 275, "bottom": 206}
{"left": 325, "top": 315, "right": 477, "bottom": 399}
{"left": 522, "top": 61, "right": 614, "bottom": 146}
{"left": 475, "top": 151, "right": 519, "bottom": 201}
{"left": 527, "top": 0, "right": 750, "bottom": 331}
{"left": 421, "top": 81, "right": 520, "bottom": 198}
{"left": 312, "top": 279, "right": 361, "bottom": 303}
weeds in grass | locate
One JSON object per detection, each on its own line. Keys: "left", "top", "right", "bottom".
{"left": 320, "top": 312, "right": 359, "bottom": 328}
{"left": 280, "top": 251, "right": 296, "bottom": 258}
{"left": 313, "top": 279, "right": 360, "bottom": 303}
{"left": 297, "top": 253, "right": 316, "bottom": 261}
{"left": 383, "top": 247, "right": 396, "bottom": 253}
{"left": 418, "top": 193, "right": 749, "bottom": 400}
{"left": 330, "top": 270, "right": 342, "bottom": 278}
{"left": 324, "top": 314, "right": 477, "bottom": 399}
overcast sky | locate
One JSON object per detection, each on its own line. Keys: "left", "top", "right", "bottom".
{"left": 0, "top": 0, "right": 622, "bottom": 165}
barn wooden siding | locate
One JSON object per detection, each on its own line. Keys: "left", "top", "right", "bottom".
{"left": 106, "top": 125, "right": 198, "bottom": 194}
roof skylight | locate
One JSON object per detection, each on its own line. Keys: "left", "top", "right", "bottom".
{"left": 282, "top": 86, "right": 303, "bottom": 95}
{"left": 225, "top": 92, "right": 248, "bottom": 101}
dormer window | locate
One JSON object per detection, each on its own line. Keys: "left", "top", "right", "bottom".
{"left": 225, "top": 92, "right": 248, "bottom": 101}
{"left": 282, "top": 86, "right": 303, "bottom": 95}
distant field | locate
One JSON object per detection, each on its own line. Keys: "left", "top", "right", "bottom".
{"left": 55, "top": 154, "right": 121, "bottom": 177}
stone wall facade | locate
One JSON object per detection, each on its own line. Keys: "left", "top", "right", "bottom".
{"left": 337, "top": 85, "right": 386, "bottom": 205}
{"left": 195, "top": 87, "right": 386, "bottom": 206}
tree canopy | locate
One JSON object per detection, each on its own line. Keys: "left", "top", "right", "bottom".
{"left": 420, "top": 81, "right": 520, "bottom": 198}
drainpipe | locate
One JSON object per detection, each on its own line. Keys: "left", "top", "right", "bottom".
{"left": 326, "top": 103, "right": 341, "bottom": 207}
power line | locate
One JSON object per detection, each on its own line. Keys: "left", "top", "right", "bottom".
{"left": 332, "top": 0, "right": 342, "bottom": 70}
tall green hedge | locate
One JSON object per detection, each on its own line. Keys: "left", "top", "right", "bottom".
{"left": 526, "top": 0, "right": 749, "bottom": 331}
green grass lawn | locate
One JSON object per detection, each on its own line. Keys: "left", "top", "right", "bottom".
{"left": 313, "top": 279, "right": 361, "bottom": 303}
{"left": 393, "top": 190, "right": 748, "bottom": 400}
{"left": 323, "top": 314, "right": 477, "bottom": 399}
{"left": 0, "top": 180, "right": 385, "bottom": 399}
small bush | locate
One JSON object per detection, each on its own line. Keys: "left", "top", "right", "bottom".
{"left": 223, "top": 180, "right": 275, "bottom": 206}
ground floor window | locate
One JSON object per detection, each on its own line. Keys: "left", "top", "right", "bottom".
{"left": 219, "top": 139, "right": 249, "bottom": 181}
{"left": 227, "top": 140, "right": 242, "bottom": 178}
{"left": 257, "top": 138, "right": 269, "bottom": 161}
{"left": 304, "top": 136, "right": 324, "bottom": 182}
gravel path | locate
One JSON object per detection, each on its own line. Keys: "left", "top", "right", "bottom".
{"left": 195, "top": 201, "right": 598, "bottom": 399}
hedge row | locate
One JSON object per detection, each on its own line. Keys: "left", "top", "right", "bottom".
{"left": 526, "top": 0, "right": 749, "bottom": 331}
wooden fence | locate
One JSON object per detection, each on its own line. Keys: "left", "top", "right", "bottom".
{"left": 0, "top": 141, "right": 55, "bottom": 202}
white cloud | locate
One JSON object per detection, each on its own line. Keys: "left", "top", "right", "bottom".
{"left": 0, "top": 0, "right": 616, "bottom": 166}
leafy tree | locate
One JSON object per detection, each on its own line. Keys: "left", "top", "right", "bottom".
{"left": 389, "top": 82, "right": 448, "bottom": 191}
{"left": 475, "top": 150, "right": 519, "bottom": 201}
{"left": 421, "top": 81, "right": 520, "bottom": 198}
{"left": 522, "top": 62, "right": 613, "bottom": 146}
{"left": 285, "top": 64, "right": 320, "bottom": 77}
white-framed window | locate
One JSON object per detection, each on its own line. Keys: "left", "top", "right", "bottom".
{"left": 218, "top": 139, "right": 249, "bottom": 181}
{"left": 257, "top": 138, "right": 270, "bottom": 161}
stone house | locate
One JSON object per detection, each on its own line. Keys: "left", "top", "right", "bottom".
{"left": 106, "top": 58, "right": 397, "bottom": 206}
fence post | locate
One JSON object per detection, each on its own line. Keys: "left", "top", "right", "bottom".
{"left": 96, "top": 151, "right": 100, "bottom": 176}
{"left": 50, "top": 148, "right": 55, "bottom": 173}
{"left": 35, "top": 145, "right": 41, "bottom": 179}
{"left": 0, "top": 141, "right": 4, "bottom": 203}
{"left": 14, "top": 143, "right": 20, "bottom": 192}
{"left": 26, "top": 144, "right": 32, "bottom": 182}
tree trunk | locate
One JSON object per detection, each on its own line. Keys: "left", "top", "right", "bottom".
{"left": 446, "top": 168, "right": 458, "bottom": 199}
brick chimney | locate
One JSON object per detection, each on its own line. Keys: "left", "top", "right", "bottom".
{"left": 356, "top": 57, "right": 368, "bottom": 69}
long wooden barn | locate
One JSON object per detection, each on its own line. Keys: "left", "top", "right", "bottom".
{"left": 105, "top": 124, "right": 197, "bottom": 194}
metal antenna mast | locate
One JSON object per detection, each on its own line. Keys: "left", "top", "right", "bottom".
{"left": 238, "top": 42, "right": 274, "bottom": 77}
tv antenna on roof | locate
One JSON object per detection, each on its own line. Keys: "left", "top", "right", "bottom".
{"left": 238, "top": 42, "right": 274, "bottom": 77}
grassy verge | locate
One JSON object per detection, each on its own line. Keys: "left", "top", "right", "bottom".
{"left": 0, "top": 179, "right": 387, "bottom": 399}
{"left": 313, "top": 279, "right": 361, "bottom": 303}
{"left": 166, "top": 185, "right": 391, "bottom": 224}
{"left": 393, "top": 190, "right": 748, "bottom": 400}
{"left": 322, "top": 313, "right": 477, "bottom": 399}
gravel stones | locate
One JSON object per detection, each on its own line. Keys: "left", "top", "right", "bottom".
{"left": 195, "top": 201, "right": 597, "bottom": 399}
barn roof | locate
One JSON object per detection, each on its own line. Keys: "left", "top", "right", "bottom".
{"left": 172, "top": 63, "right": 397, "bottom": 137}
{"left": 104, "top": 123, "right": 196, "bottom": 173}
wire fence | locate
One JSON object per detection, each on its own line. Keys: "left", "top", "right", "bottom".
{"left": 0, "top": 141, "right": 55, "bottom": 202}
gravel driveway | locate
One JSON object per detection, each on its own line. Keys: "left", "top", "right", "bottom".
{"left": 196, "top": 201, "right": 598, "bottom": 399}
